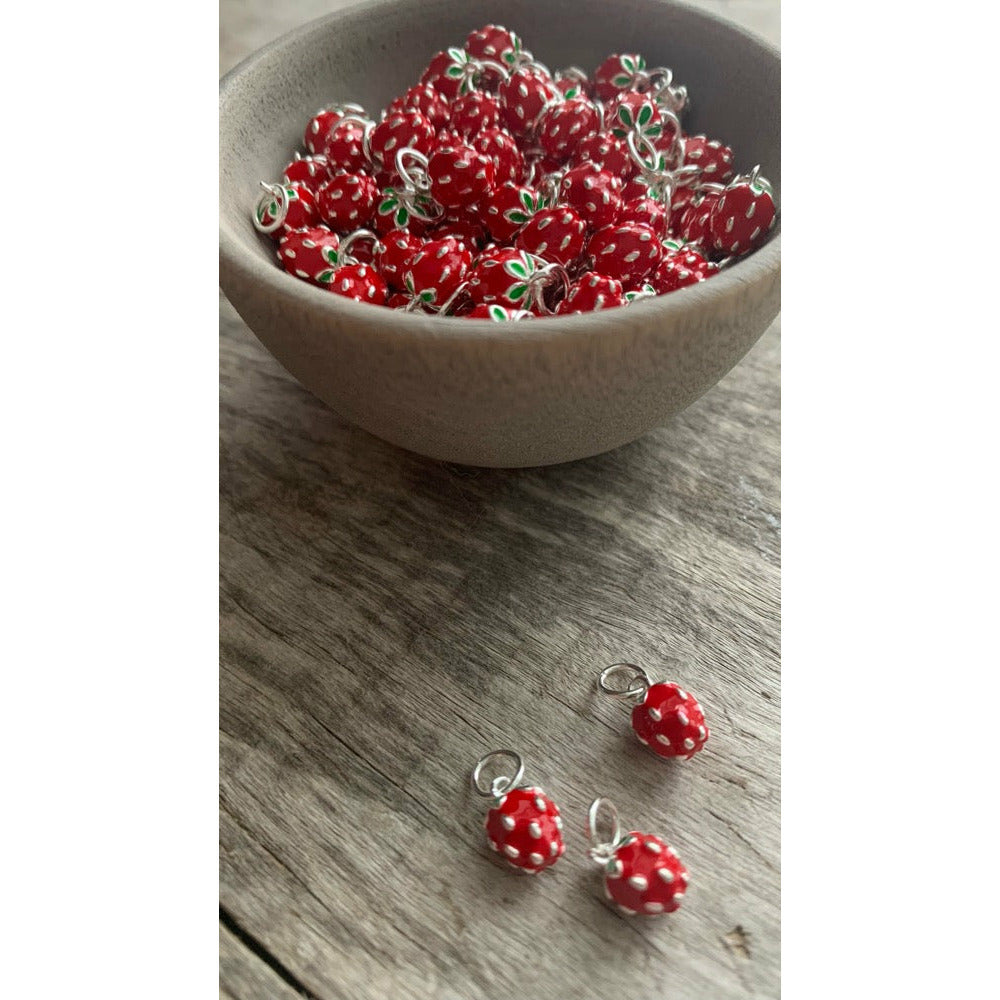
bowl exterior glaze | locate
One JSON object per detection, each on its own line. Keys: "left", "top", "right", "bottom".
{"left": 220, "top": 0, "right": 780, "bottom": 467}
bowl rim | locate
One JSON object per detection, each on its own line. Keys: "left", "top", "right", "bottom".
{"left": 219, "top": 0, "right": 780, "bottom": 344}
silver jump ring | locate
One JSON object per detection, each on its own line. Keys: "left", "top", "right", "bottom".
{"left": 337, "top": 228, "right": 382, "bottom": 265}
{"left": 626, "top": 130, "right": 661, "bottom": 174}
{"left": 252, "top": 182, "right": 288, "bottom": 234}
{"left": 395, "top": 147, "right": 431, "bottom": 192}
{"left": 598, "top": 663, "right": 652, "bottom": 702}
{"left": 527, "top": 259, "right": 570, "bottom": 315}
{"left": 472, "top": 749, "right": 525, "bottom": 799}
{"left": 556, "top": 65, "right": 588, "bottom": 84}
{"left": 646, "top": 67, "right": 675, "bottom": 94}
{"left": 437, "top": 279, "right": 472, "bottom": 316}
{"left": 587, "top": 797, "right": 623, "bottom": 863}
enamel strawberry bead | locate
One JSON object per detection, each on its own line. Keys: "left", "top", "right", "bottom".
{"left": 515, "top": 207, "right": 587, "bottom": 267}
{"left": 676, "top": 185, "right": 724, "bottom": 247}
{"left": 465, "top": 24, "right": 528, "bottom": 71}
{"left": 651, "top": 241, "right": 714, "bottom": 294}
{"left": 370, "top": 110, "right": 436, "bottom": 169}
{"left": 320, "top": 118, "right": 371, "bottom": 174}
{"left": 555, "top": 67, "right": 590, "bottom": 99}
{"left": 387, "top": 83, "right": 450, "bottom": 129}
{"left": 315, "top": 172, "right": 378, "bottom": 232}
{"left": 302, "top": 103, "right": 365, "bottom": 155}
{"left": 573, "top": 130, "right": 635, "bottom": 181}
{"left": 253, "top": 183, "right": 318, "bottom": 237}
{"left": 556, "top": 273, "right": 624, "bottom": 314}
{"left": 374, "top": 229, "right": 424, "bottom": 290}
{"left": 467, "top": 247, "right": 544, "bottom": 308}
{"left": 484, "top": 182, "right": 545, "bottom": 243}
{"left": 326, "top": 261, "right": 388, "bottom": 305}
{"left": 560, "top": 162, "right": 623, "bottom": 229}
{"left": 682, "top": 134, "right": 735, "bottom": 184}
{"left": 401, "top": 237, "right": 473, "bottom": 309}
{"left": 282, "top": 153, "right": 332, "bottom": 193}
{"left": 450, "top": 91, "right": 502, "bottom": 137}
{"left": 592, "top": 53, "right": 647, "bottom": 101}
{"left": 620, "top": 196, "right": 669, "bottom": 236}
{"left": 587, "top": 221, "right": 663, "bottom": 287}
{"left": 473, "top": 751, "right": 565, "bottom": 874}
{"left": 708, "top": 166, "right": 776, "bottom": 256}
{"left": 609, "top": 92, "right": 664, "bottom": 142}
{"left": 429, "top": 210, "right": 488, "bottom": 249}
{"left": 421, "top": 47, "right": 495, "bottom": 101}
{"left": 428, "top": 143, "right": 496, "bottom": 209}
{"left": 587, "top": 799, "right": 689, "bottom": 917}
{"left": 468, "top": 303, "right": 534, "bottom": 321}
{"left": 537, "top": 98, "right": 601, "bottom": 164}
{"left": 471, "top": 127, "right": 524, "bottom": 185}
{"left": 276, "top": 227, "right": 342, "bottom": 287}
{"left": 499, "top": 69, "right": 561, "bottom": 139}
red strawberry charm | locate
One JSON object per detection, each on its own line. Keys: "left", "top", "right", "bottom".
{"left": 515, "top": 207, "right": 587, "bottom": 267}
{"left": 587, "top": 799, "right": 688, "bottom": 917}
{"left": 387, "top": 83, "right": 450, "bottom": 129}
{"left": 276, "top": 226, "right": 342, "bottom": 286}
{"left": 401, "top": 237, "right": 473, "bottom": 310}
{"left": 598, "top": 662, "right": 710, "bottom": 760}
{"left": 465, "top": 24, "right": 528, "bottom": 71}
{"left": 651, "top": 241, "right": 714, "bottom": 294}
{"left": 620, "top": 196, "right": 669, "bottom": 236}
{"left": 537, "top": 98, "right": 601, "bottom": 164}
{"left": 450, "top": 91, "right": 503, "bottom": 137}
{"left": 468, "top": 247, "right": 544, "bottom": 308}
{"left": 282, "top": 153, "right": 332, "bottom": 193}
{"left": 302, "top": 103, "right": 365, "bottom": 155}
{"left": 499, "top": 69, "right": 560, "bottom": 139}
{"left": 320, "top": 118, "right": 371, "bottom": 174}
{"left": 682, "top": 135, "right": 735, "bottom": 184}
{"left": 326, "top": 261, "right": 388, "bottom": 305}
{"left": 557, "top": 273, "right": 624, "bottom": 314}
{"left": 375, "top": 229, "right": 424, "bottom": 290}
{"left": 316, "top": 172, "right": 379, "bottom": 232}
{"left": 573, "top": 130, "right": 635, "bottom": 181}
{"left": 473, "top": 750, "right": 565, "bottom": 874}
{"left": 560, "top": 162, "right": 624, "bottom": 229}
{"left": 708, "top": 166, "right": 776, "bottom": 256}
{"left": 609, "top": 92, "right": 664, "bottom": 142}
{"left": 252, "top": 182, "right": 318, "bottom": 237}
{"left": 593, "top": 53, "right": 648, "bottom": 100}
{"left": 428, "top": 143, "right": 496, "bottom": 209}
{"left": 468, "top": 303, "right": 534, "bottom": 321}
{"left": 471, "top": 127, "right": 524, "bottom": 185}
{"left": 587, "top": 221, "right": 663, "bottom": 287}
{"left": 675, "top": 184, "right": 724, "bottom": 247}
{"left": 370, "top": 110, "right": 436, "bottom": 169}
{"left": 484, "top": 182, "right": 545, "bottom": 243}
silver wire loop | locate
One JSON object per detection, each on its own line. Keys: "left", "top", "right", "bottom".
{"left": 252, "top": 182, "right": 289, "bottom": 234}
{"left": 334, "top": 114, "right": 375, "bottom": 165}
{"left": 526, "top": 258, "right": 570, "bottom": 315}
{"left": 598, "top": 663, "right": 652, "bottom": 703}
{"left": 395, "top": 147, "right": 432, "bottom": 192}
{"left": 472, "top": 749, "right": 525, "bottom": 799}
{"left": 587, "top": 797, "right": 623, "bottom": 864}
{"left": 337, "top": 228, "right": 382, "bottom": 265}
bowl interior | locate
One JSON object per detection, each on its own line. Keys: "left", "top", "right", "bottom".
{"left": 220, "top": 0, "right": 780, "bottom": 281}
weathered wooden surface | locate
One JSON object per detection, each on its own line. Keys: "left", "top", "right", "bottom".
{"left": 220, "top": 3, "right": 780, "bottom": 998}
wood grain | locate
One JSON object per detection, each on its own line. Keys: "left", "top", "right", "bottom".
{"left": 220, "top": 3, "right": 780, "bottom": 998}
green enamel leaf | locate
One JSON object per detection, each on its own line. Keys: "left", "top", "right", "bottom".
{"left": 378, "top": 194, "right": 398, "bottom": 214}
{"left": 321, "top": 247, "right": 339, "bottom": 265}
{"left": 268, "top": 201, "right": 278, "bottom": 216}
{"left": 506, "top": 210, "right": 528, "bottom": 225}
{"left": 617, "top": 105, "right": 634, "bottom": 128}
{"left": 519, "top": 189, "right": 535, "bottom": 212}
{"left": 396, "top": 205, "right": 409, "bottom": 226}
{"left": 636, "top": 55, "right": 647, "bottom": 70}
{"left": 637, "top": 104, "right": 652, "bottom": 126}
{"left": 621, "top": 55, "right": 636, "bottom": 74}
{"left": 563, "top": 84, "right": 581, "bottom": 99}
{"left": 420, "top": 289, "right": 436, "bottom": 303}
{"left": 316, "top": 269, "right": 336, "bottom": 284}
{"left": 285, "top": 186, "right": 297, "bottom": 200}
{"left": 507, "top": 283, "right": 528, "bottom": 301}
{"left": 448, "top": 46, "right": 467, "bottom": 62}
{"left": 611, "top": 73, "right": 632, "bottom": 87}
{"left": 446, "top": 64, "right": 465, "bottom": 78}
{"left": 505, "top": 260, "right": 528, "bottom": 279}
{"left": 644, "top": 122, "right": 662, "bottom": 138}
{"left": 502, "top": 50, "right": 516, "bottom": 65}
{"left": 256, "top": 204, "right": 266, "bottom": 223}
{"left": 489, "top": 304, "right": 509, "bottom": 321}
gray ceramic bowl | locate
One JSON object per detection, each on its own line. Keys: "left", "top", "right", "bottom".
{"left": 220, "top": 0, "right": 779, "bottom": 467}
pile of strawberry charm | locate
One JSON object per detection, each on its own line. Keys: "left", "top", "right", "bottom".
{"left": 251, "top": 24, "right": 778, "bottom": 321}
